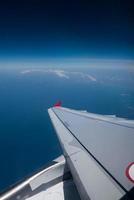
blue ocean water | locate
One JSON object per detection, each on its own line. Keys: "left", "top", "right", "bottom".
{"left": 0, "top": 66, "right": 134, "bottom": 192}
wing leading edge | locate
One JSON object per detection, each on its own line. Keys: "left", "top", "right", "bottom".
{"left": 48, "top": 106, "right": 134, "bottom": 200}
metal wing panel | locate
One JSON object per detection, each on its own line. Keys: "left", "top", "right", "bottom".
{"left": 48, "top": 107, "right": 129, "bottom": 200}
{"left": 51, "top": 107, "right": 134, "bottom": 192}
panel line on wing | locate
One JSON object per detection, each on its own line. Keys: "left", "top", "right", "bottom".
{"left": 58, "top": 108, "right": 134, "bottom": 129}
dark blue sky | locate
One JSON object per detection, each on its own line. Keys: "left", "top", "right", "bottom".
{"left": 0, "top": 0, "right": 134, "bottom": 59}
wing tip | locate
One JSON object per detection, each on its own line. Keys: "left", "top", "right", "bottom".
{"left": 53, "top": 100, "right": 62, "bottom": 107}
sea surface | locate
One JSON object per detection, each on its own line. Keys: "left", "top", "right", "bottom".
{"left": 0, "top": 66, "right": 134, "bottom": 192}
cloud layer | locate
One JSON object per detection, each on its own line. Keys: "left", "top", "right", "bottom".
{"left": 20, "top": 69, "right": 97, "bottom": 82}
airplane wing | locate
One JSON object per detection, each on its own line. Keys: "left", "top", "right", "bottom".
{"left": 48, "top": 106, "right": 134, "bottom": 200}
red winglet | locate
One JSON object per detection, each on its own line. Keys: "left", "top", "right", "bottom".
{"left": 54, "top": 101, "right": 62, "bottom": 107}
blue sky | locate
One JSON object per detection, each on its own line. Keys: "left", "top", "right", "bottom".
{"left": 0, "top": 0, "right": 133, "bottom": 60}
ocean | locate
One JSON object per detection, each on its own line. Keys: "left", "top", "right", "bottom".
{"left": 0, "top": 66, "right": 134, "bottom": 192}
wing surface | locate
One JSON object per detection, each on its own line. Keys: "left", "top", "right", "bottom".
{"left": 48, "top": 106, "right": 134, "bottom": 200}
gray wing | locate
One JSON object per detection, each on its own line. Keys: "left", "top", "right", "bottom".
{"left": 48, "top": 106, "right": 134, "bottom": 200}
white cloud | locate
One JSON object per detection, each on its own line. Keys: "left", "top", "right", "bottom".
{"left": 47, "top": 69, "right": 69, "bottom": 79}
{"left": 21, "top": 69, "right": 33, "bottom": 74}
{"left": 20, "top": 69, "right": 43, "bottom": 74}
{"left": 70, "top": 71, "right": 97, "bottom": 82}
{"left": 20, "top": 69, "right": 69, "bottom": 79}
{"left": 86, "top": 74, "right": 97, "bottom": 82}
{"left": 20, "top": 69, "right": 97, "bottom": 82}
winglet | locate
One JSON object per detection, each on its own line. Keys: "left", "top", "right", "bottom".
{"left": 54, "top": 101, "right": 62, "bottom": 107}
